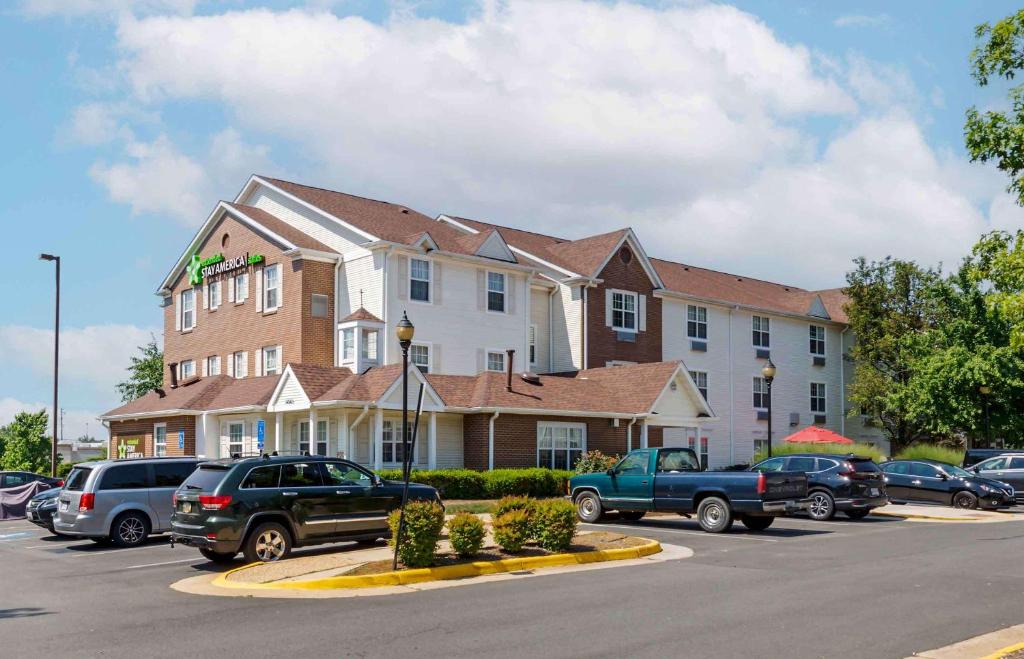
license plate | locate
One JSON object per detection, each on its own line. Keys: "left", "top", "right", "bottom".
{"left": 27, "top": 512, "right": 37, "bottom": 521}
{"left": 869, "top": 488, "right": 880, "bottom": 497}
{"left": 181, "top": 502, "right": 192, "bottom": 513}
{"left": 59, "top": 501, "right": 68, "bottom": 512}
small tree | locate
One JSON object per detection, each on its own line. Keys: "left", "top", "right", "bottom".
{"left": 0, "top": 410, "right": 52, "bottom": 473}
{"left": 116, "top": 339, "right": 164, "bottom": 403}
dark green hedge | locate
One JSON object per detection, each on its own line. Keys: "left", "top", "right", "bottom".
{"left": 377, "top": 468, "right": 573, "bottom": 499}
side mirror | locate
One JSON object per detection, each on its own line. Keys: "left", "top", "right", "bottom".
{"left": 939, "top": 473, "right": 948, "bottom": 481}
{"left": 372, "top": 474, "right": 383, "bottom": 487}
{"left": 971, "top": 467, "right": 980, "bottom": 474}
{"left": 606, "top": 468, "right": 616, "bottom": 477}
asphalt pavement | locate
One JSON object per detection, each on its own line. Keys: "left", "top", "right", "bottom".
{"left": 2, "top": 512, "right": 1023, "bottom": 659}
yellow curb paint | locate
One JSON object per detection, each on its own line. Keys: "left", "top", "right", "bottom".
{"left": 981, "top": 640, "right": 1024, "bottom": 659}
{"left": 212, "top": 539, "right": 662, "bottom": 591}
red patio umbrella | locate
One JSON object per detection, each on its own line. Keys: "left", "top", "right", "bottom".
{"left": 782, "top": 426, "right": 854, "bottom": 444}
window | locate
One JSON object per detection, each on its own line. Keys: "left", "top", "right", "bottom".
{"left": 209, "top": 280, "right": 221, "bottom": 310}
{"left": 687, "top": 305, "right": 708, "bottom": 340}
{"left": 529, "top": 325, "right": 537, "bottom": 365}
{"left": 810, "top": 382, "right": 826, "bottom": 413}
{"left": 910, "top": 462, "right": 941, "bottom": 478}
{"left": 410, "top": 258, "right": 430, "bottom": 302}
{"left": 322, "top": 462, "right": 372, "bottom": 486}
{"left": 233, "top": 272, "right": 247, "bottom": 303}
{"left": 206, "top": 355, "right": 220, "bottom": 376}
{"left": 486, "top": 351, "right": 505, "bottom": 372}
{"left": 611, "top": 291, "right": 637, "bottom": 331}
{"left": 753, "top": 377, "right": 769, "bottom": 410}
{"left": 809, "top": 324, "right": 825, "bottom": 356}
{"left": 537, "top": 423, "right": 585, "bottom": 470}
{"left": 154, "top": 423, "right": 167, "bottom": 458}
{"left": 341, "top": 328, "right": 355, "bottom": 363}
{"left": 280, "top": 463, "right": 323, "bottom": 487}
{"left": 263, "top": 264, "right": 280, "bottom": 311}
{"left": 615, "top": 450, "right": 650, "bottom": 475}
{"left": 1010, "top": 457, "right": 1024, "bottom": 469}
{"left": 754, "top": 457, "right": 785, "bottom": 472}
{"left": 487, "top": 272, "right": 506, "bottom": 312}
{"left": 881, "top": 461, "right": 909, "bottom": 475}
{"left": 297, "top": 422, "right": 309, "bottom": 454}
{"left": 361, "top": 329, "right": 379, "bottom": 362}
{"left": 228, "top": 422, "right": 244, "bottom": 456}
{"left": 689, "top": 370, "right": 708, "bottom": 401}
{"left": 181, "top": 288, "right": 195, "bottom": 331}
{"left": 656, "top": 449, "right": 700, "bottom": 472}
{"left": 311, "top": 293, "right": 329, "bottom": 318}
{"left": 179, "top": 360, "right": 195, "bottom": 380}
{"left": 241, "top": 465, "right": 280, "bottom": 489}
{"left": 382, "top": 420, "right": 413, "bottom": 464}
{"left": 976, "top": 457, "right": 1009, "bottom": 471}
{"left": 233, "top": 352, "right": 246, "bottom": 379}
{"left": 263, "top": 346, "right": 280, "bottom": 375}
{"left": 410, "top": 344, "right": 430, "bottom": 373}
{"left": 99, "top": 464, "right": 149, "bottom": 490}
{"left": 316, "top": 420, "right": 328, "bottom": 456}
{"left": 787, "top": 457, "right": 818, "bottom": 472}
{"left": 153, "top": 461, "right": 196, "bottom": 488}
{"left": 752, "top": 315, "right": 770, "bottom": 348}
{"left": 687, "top": 436, "right": 709, "bottom": 469}
{"left": 753, "top": 438, "right": 770, "bottom": 457}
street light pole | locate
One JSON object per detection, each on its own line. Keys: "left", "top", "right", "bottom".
{"left": 40, "top": 253, "right": 60, "bottom": 477}
{"left": 392, "top": 312, "right": 415, "bottom": 571}
{"left": 762, "top": 358, "right": 776, "bottom": 459}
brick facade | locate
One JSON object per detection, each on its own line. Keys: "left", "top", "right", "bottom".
{"left": 463, "top": 413, "right": 663, "bottom": 470}
{"left": 586, "top": 244, "right": 662, "bottom": 368}
{"left": 108, "top": 415, "right": 197, "bottom": 458}
{"left": 163, "top": 214, "right": 335, "bottom": 386}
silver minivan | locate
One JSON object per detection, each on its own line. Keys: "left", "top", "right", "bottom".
{"left": 55, "top": 458, "right": 199, "bottom": 547}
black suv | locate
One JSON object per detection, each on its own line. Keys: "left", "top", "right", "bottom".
{"left": 170, "top": 455, "right": 441, "bottom": 563}
{"left": 750, "top": 454, "right": 887, "bottom": 521}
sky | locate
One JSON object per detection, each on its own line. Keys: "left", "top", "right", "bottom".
{"left": 1, "top": 0, "right": 1023, "bottom": 441}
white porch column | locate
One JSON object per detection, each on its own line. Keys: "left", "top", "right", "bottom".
{"left": 340, "top": 410, "right": 349, "bottom": 459}
{"left": 428, "top": 412, "right": 437, "bottom": 470}
{"left": 640, "top": 420, "right": 649, "bottom": 449}
{"left": 488, "top": 412, "right": 500, "bottom": 471}
{"left": 274, "top": 412, "right": 283, "bottom": 454}
{"left": 308, "top": 408, "right": 318, "bottom": 455}
{"left": 626, "top": 419, "right": 634, "bottom": 453}
{"left": 374, "top": 407, "right": 384, "bottom": 471}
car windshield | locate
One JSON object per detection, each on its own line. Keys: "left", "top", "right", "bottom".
{"left": 849, "top": 459, "right": 880, "bottom": 473}
{"left": 180, "top": 465, "right": 230, "bottom": 492}
{"left": 941, "top": 464, "right": 972, "bottom": 478}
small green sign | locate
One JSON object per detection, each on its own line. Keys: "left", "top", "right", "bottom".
{"left": 187, "top": 254, "right": 203, "bottom": 286}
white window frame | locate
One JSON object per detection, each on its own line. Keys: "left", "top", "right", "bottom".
{"left": 410, "top": 343, "right": 431, "bottom": 374}
{"left": 687, "top": 433, "right": 709, "bottom": 469}
{"left": 529, "top": 324, "right": 537, "bottom": 366}
{"left": 263, "top": 346, "right": 281, "bottom": 376}
{"left": 689, "top": 370, "right": 709, "bottom": 401}
{"left": 810, "top": 382, "right": 827, "bottom": 414}
{"left": 381, "top": 419, "right": 413, "bottom": 465}
{"left": 154, "top": 423, "right": 167, "bottom": 458}
{"left": 234, "top": 272, "right": 247, "bottom": 303}
{"left": 233, "top": 351, "right": 246, "bottom": 379}
{"left": 610, "top": 289, "right": 638, "bottom": 332}
{"left": 263, "top": 264, "right": 280, "bottom": 312}
{"left": 209, "top": 280, "right": 221, "bottom": 310}
{"left": 486, "top": 350, "right": 505, "bottom": 372}
{"left": 753, "top": 376, "right": 768, "bottom": 411}
{"left": 809, "top": 324, "right": 826, "bottom": 357}
{"left": 181, "top": 288, "right": 195, "bottom": 331}
{"left": 752, "top": 315, "right": 770, "bottom": 348}
{"left": 536, "top": 422, "right": 586, "bottom": 470}
{"left": 341, "top": 328, "right": 355, "bottom": 363}
{"left": 228, "top": 421, "right": 245, "bottom": 457}
{"left": 486, "top": 271, "right": 506, "bottom": 313}
{"left": 361, "top": 328, "right": 379, "bottom": 362}
{"left": 409, "top": 258, "right": 431, "bottom": 303}
{"left": 179, "top": 360, "right": 195, "bottom": 380}
{"left": 753, "top": 437, "right": 770, "bottom": 457}
{"left": 687, "top": 304, "right": 707, "bottom": 340}
{"left": 206, "top": 355, "right": 220, "bottom": 376}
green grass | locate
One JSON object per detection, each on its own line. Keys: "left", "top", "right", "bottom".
{"left": 893, "top": 443, "right": 965, "bottom": 466}
{"left": 444, "top": 501, "right": 496, "bottom": 514}
{"left": 753, "top": 442, "right": 885, "bottom": 464}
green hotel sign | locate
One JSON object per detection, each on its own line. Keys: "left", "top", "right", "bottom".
{"left": 187, "top": 252, "right": 265, "bottom": 285}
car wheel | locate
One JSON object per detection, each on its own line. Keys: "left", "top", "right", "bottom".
{"left": 740, "top": 515, "right": 774, "bottom": 531}
{"left": 243, "top": 522, "right": 292, "bottom": 563}
{"left": 697, "top": 496, "right": 733, "bottom": 533}
{"left": 110, "top": 512, "right": 151, "bottom": 548}
{"left": 952, "top": 491, "right": 979, "bottom": 510}
{"left": 574, "top": 491, "right": 605, "bottom": 523}
{"left": 619, "top": 511, "right": 646, "bottom": 521}
{"left": 199, "top": 548, "right": 237, "bottom": 564}
{"left": 807, "top": 491, "right": 836, "bottom": 521}
{"left": 845, "top": 509, "right": 870, "bottom": 520}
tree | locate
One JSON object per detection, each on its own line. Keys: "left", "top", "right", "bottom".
{"left": 844, "top": 257, "right": 946, "bottom": 453}
{"left": 0, "top": 410, "right": 53, "bottom": 473}
{"left": 965, "top": 10, "right": 1024, "bottom": 206}
{"left": 116, "top": 339, "right": 164, "bottom": 403}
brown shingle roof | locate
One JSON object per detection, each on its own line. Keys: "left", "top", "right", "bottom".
{"left": 101, "top": 375, "right": 278, "bottom": 418}
{"left": 287, "top": 364, "right": 354, "bottom": 401}
{"left": 201, "top": 376, "right": 279, "bottom": 410}
{"left": 341, "top": 307, "right": 384, "bottom": 323}
{"left": 224, "top": 203, "right": 333, "bottom": 253}
{"left": 815, "top": 287, "right": 850, "bottom": 324}
{"left": 316, "top": 364, "right": 404, "bottom": 403}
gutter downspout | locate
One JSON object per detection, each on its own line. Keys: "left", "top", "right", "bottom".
{"left": 582, "top": 286, "right": 588, "bottom": 369}
{"left": 333, "top": 258, "right": 342, "bottom": 367}
{"left": 349, "top": 404, "right": 371, "bottom": 465}
{"left": 382, "top": 248, "right": 392, "bottom": 366}
{"left": 548, "top": 286, "right": 556, "bottom": 372}
{"left": 627, "top": 417, "right": 637, "bottom": 452}
{"left": 729, "top": 305, "right": 737, "bottom": 465}
{"left": 840, "top": 326, "right": 849, "bottom": 437}
{"left": 488, "top": 411, "right": 500, "bottom": 470}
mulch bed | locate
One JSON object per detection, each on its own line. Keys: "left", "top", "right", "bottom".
{"left": 342, "top": 532, "right": 647, "bottom": 576}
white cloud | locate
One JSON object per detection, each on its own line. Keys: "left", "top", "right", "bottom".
{"left": 0, "top": 399, "right": 103, "bottom": 442}
{"left": 834, "top": 14, "right": 891, "bottom": 29}
{"left": 20, "top": 0, "right": 196, "bottom": 18}
{"left": 0, "top": 324, "right": 160, "bottom": 399}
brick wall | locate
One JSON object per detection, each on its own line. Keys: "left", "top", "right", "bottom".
{"left": 463, "top": 413, "right": 663, "bottom": 470}
{"left": 163, "top": 214, "right": 335, "bottom": 385}
{"left": 586, "top": 244, "right": 662, "bottom": 368}
{"left": 108, "top": 415, "right": 197, "bottom": 458}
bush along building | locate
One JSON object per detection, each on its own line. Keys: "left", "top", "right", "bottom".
{"left": 100, "top": 175, "right": 886, "bottom": 469}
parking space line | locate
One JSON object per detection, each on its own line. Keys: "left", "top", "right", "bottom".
{"left": 72, "top": 544, "right": 174, "bottom": 557}
{"left": 581, "top": 522, "right": 780, "bottom": 542}
{"left": 126, "top": 558, "right": 204, "bottom": 569}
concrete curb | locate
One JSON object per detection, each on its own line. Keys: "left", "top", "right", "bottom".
{"left": 911, "top": 623, "right": 1024, "bottom": 658}
{"left": 213, "top": 538, "right": 662, "bottom": 591}
{"left": 871, "top": 509, "right": 986, "bottom": 522}
{"left": 982, "top": 640, "right": 1024, "bottom": 659}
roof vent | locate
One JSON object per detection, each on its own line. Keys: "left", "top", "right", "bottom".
{"left": 400, "top": 207, "right": 410, "bottom": 214}
{"left": 737, "top": 277, "right": 743, "bottom": 282}
{"left": 683, "top": 267, "right": 690, "bottom": 271}
{"left": 521, "top": 372, "right": 541, "bottom": 385}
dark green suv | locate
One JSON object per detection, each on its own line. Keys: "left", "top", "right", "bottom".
{"left": 170, "top": 455, "right": 441, "bottom": 563}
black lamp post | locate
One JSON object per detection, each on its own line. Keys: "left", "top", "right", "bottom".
{"left": 392, "top": 311, "right": 415, "bottom": 571}
{"left": 979, "top": 385, "right": 992, "bottom": 448}
{"left": 762, "top": 358, "right": 776, "bottom": 459}
{"left": 39, "top": 253, "right": 60, "bottom": 477}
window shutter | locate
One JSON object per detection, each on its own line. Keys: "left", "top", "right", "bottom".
{"left": 192, "top": 286, "right": 199, "bottom": 328}
{"left": 508, "top": 275, "right": 516, "bottom": 314}
{"left": 255, "top": 349, "right": 263, "bottom": 377}
{"left": 216, "top": 280, "right": 223, "bottom": 307}
{"left": 397, "top": 256, "right": 408, "bottom": 301}
{"left": 227, "top": 277, "right": 235, "bottom": 303}
{"left": 174, "top": 293, "right": 181, "bottom": 331}
{"left": 433, "top": 262, "right": 442, "bottom": 305}
{"left": 202, "top": 282, "right": 209, "bottom": 310}
{"left": 227, "top": 355, "right": 234, "bottom": 377}
{"left": 241, "top": 273, "right": 249, "bottom": 301}
{"left": 639, "top": 294, "right": 647, "bottom": 331}
{"left": 277, "top": 345, "right": 283, "bottom": 371}
{"left": 241, "top": 352, "right": 249, "bottom": 377}
{"left": 202, "top": 358, "right": 208, "bottom": 378}
{"left": 432, "top": 344, "right": 441, "bottom": 372}
{"left": 277, "top": 264, "right": 284, "bottom": 309}
{"left": 476, "top": 269, "right": 486, "bottom": 310}
{"left": 255, "top": 269, "right": 263, "bottom": 312}
{"left": 605, "top": 289, "right": 613, "bottom": 327}
{"left": 476, "top": 348, "right": 484, "bottom": 374}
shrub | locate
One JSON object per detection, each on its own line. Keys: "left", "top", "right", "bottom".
{"left": 574, "top": 450, "right": 618, "bottom": 474}
{"left": 387, "top": 500, "right": 446, "bottom": 568}
{"left": 377, "top": 468, "right": 573, "bottom": 499}
{"left": 493, "top": 495, "right": 536, "bottom": 518}
{"left": 379, "top": 469, "right": 486, "bottom": 499}
{"left": 56, "top": 461, "right": 76, "bottom": 479}
{"left": 752, "top": 442, "right": 885, "bottom": 464}
{"left": 531, "top": 499, "right": 577, "bottom": 552}
{"left": 447, "top": 512, "right": 486, "bottom": 558}
{"left": 491, "top": 509, "right": 532, "bottom": 553}
{"left": 895, "top": 443, "right": 965, "bottom": 466}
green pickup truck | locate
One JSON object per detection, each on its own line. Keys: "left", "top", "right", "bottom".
{"left": 568, "top": 447, "right": 811, "bottom": 533}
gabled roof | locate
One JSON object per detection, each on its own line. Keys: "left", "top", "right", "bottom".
{"left": 815, "top": 287, "right": 850, "bottom": 324}
{"left": 223, "top": 203, "right": 334, "bottom": 252}
{"left": 101, "top": 375, "right": 279, "bottom": 419}
{"left": 341, "top": 307, "right": 384, "bottom": 323}
{"left": 288, "top": 364, "right": 354, "bottom": 400}
{"left": 315, "top": 364, "right": 405, "bottom": 403}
